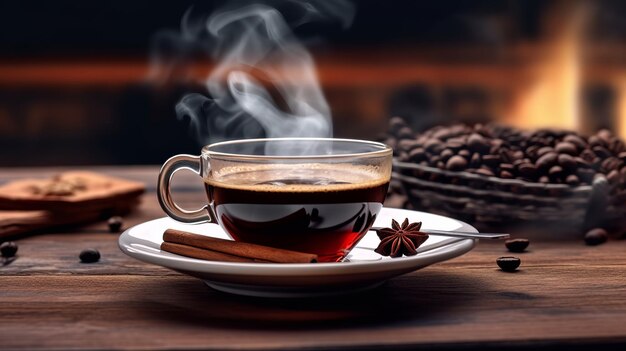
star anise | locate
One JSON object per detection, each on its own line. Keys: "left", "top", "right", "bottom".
{"left": 374, "top": 219, "right": 429, "bottom": 257}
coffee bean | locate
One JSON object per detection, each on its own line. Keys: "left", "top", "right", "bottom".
{"left": 588, "top": 135, "right": 605, "bottom": 147}
{"left": 470, "top": 153, "right": 482, "bottom": 168}
{"left": 397, "top": 139, "right": 419, "bottom": 152}
{"left": 0, "top": 242, "right": 18, "bottom": 257}
{"left": 496, "top": 257, "right": 521, "bottom": 272}
{"left": 482, "top": 154, "right": 500, "bottom": 168}
{"left": 79, "top": 249, "right": 101, "bottom": 263}
{"left": 408, "top": 148, "right": 427, "bottom": 162}
{"left": 565, "top": 174, "right": 580, "bottom": 186}
{"left": 558, "top": 154, "right": 577, "bottom": 171}
{"left": 499, "top": 149, "right": 513, "bottom": 163}
{"left": 396, "top": 126, "right": 414, "bottom": 140}
{"left": 619, "top": 152, "right": 626, "bottom": 162}
{"left": 576, "top": 168, "right": 595, "bottom": 184}
{"left": 584, "top": 228, "right": 608, "bottom": 246}
{"left": 602, "top": 157, "right": 622, "bottom": 172}
{"left": 555, "top": 142, "right": 577, "bottom": 155}
{"left": 446, "top": 155, "right": 468, "bottom": 171}
{"left": 597, "top": 129, "right": 613, "bottom": 142}
{"left": 446, "top": 140, "right": 465, "bottom": 151}
{"left": 574, "top": 157, "right": 590, "bottom": 168}
{"left": 509, "top": 150, "right": 522, "bottom": 161}
{"left": 548, "top": 165, "right": 563, "bottom": 176}
{"left": 537, "top": 146, "right": 554, "bottom": 157}
{"left": 108, "top": 216, "right": 123, "bottom": 233}
{"left": 505, "top": 238, "right": 529, "bottom": 253}
{"left": 518, "top": 163, "right": 537, "bottom": 178}
{"left": 475, "top": 168, "right": 494, "bottom": 177}
{"left": 440, "top": 148, "right": 453, "bottom": 161}
{"left": 459, "top": 149, "right": 471, "bottom": 158}
{"left": 610, "top": 139, "right": 625, "bottom": 154}
{"left": 388, "top": 117, "right": 408, "bottom": 135}
{"left": 432, "top": 128, "right": 453, "bottom": 140}
{"left": 563, "top": 134, "right": 587, "bottom": 149}
{"left": 490, "top": 138, "right": 504, "bottom": 152}
{"left": 580, "top": 149, "right": 596, "bottom": 162}
{"left": 424, "top": 139, "right": 444, "bottom": 154}
{"left": 607, "top": 170, "right": 620, "bottom": 184}
{"left": 500, "top": 170, "right": 513, "bottom": 179}
{"left": 592, "top": 146, "right": 611, "bottom": 159}
{"left": 539, "top": 176, "right": 550, "bottom": 183}
{"left": 526, "top": 145, "right": 540, "bottom": 158}
{"left": 535, "top": 152, "right": 557, "bottom": 170}
{"left": 468, "top": 133, "right": 490, "bottom": 154}
{"left": 500, "top": 163, "right": 514, "bottom": 172}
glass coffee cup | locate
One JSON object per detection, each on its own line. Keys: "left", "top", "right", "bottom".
{"left": 157, "top": 138, "right": 392, "bottom": 262}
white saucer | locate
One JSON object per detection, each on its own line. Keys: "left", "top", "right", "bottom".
{"left": 118, "top": 207, "right": 477, "bottom": 297}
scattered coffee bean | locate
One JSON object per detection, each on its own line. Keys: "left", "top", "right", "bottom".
{"left": 0, "top": 242, "right": 18, "bottom": 257}
{"left": 108, "top": 216, "right": 123, "bottom": 233}
{"left": 505, "top": 238, "right": 530, "bottom": 253}
{"left": 584, "top": 228, "right": 608, "bottom": 246}
{"left": 496, "top": 257, "right": 521, "bottom": 272}
{"left": 79, "top": 249, "right": 101, "bottom": 263}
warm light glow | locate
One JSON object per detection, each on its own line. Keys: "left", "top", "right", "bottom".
{"left": 620, "top": 79, "right": 626, "bottom": 140}
{"left": 509, "top": 4, "right": 586, "bottom": 131}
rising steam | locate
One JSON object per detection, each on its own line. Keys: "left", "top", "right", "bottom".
{"left": 153, "top": 0, "right": 354, "bottom": 150}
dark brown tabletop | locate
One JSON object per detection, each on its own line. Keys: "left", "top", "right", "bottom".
{"left": 1, "top": 166, "right": 626, "bottom": 350}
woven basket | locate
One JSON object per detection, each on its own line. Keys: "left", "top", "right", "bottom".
{"left": 393, "top": 159, "right": 614, "bottom": 231}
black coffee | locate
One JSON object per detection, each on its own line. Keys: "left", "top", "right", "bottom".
{"left": 205, "top": 170, "right": 388, "bottom": 262}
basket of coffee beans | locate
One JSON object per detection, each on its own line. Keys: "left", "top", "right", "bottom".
{"left": 386, "top": 117, "right": 626, "bottom": 232}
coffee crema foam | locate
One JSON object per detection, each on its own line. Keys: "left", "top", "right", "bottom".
{"left": 205, "top": 164, "right": 389, "bottom": 192}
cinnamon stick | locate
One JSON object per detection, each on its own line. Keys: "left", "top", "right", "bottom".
{"left": 160, "top": 242, "right": 270, "bottom": 263}
{"left": 162, "top": 228, "right": 318, "bottom": 263}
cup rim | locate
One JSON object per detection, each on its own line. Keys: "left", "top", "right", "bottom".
{"left": 202, "top": 137, "right": 392, "bottom": 160}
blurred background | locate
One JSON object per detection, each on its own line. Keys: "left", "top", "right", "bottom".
{"left": 1, "top": 0, "right": 625, "bottom": 166}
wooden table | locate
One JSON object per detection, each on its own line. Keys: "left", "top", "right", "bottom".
{"left": 1, "top": 167, "right": 626, "bottom": 350}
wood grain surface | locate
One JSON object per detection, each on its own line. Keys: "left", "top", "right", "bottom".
{"left": 1, "top": 167, "right": 626, "bottom": 351}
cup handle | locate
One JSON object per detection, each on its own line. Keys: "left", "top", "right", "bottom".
{"left": 157, "top": 154, "right": 214, "bottom": 223}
